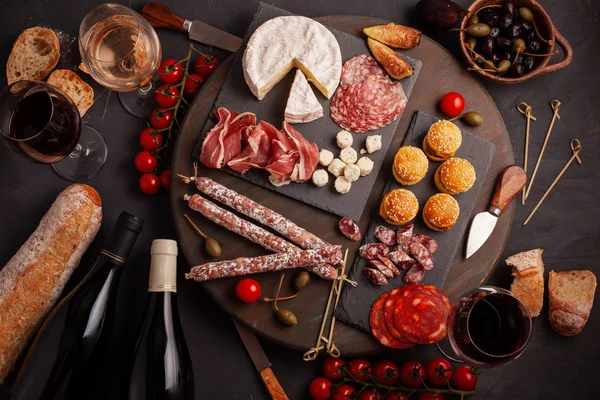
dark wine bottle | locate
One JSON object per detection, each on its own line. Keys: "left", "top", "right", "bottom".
{"left": 127, "top": 239, "right": 195, "bottom": 400}
{"left": 9, "top": 212, "right": 144, "bottom": 400}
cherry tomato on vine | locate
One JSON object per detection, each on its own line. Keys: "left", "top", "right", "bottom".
{"left": 425, "top": 358, "right": 453, "bottom": 386}
{"left": 160, "top": 170, "right": 171, "bottom": 190}
{"left": 139, "top": 128, "right": 163, "bottom": 151}
{"left": 439, "top": 92, "right": 465, "bottom": 118}
{"left": 452, "top": 366, "right": 477, "bottom": 391}
{"left": 134, "top": 151, "right": 158, "bottom": 173}
{"left": 372, "top": 360, "right": 399, "bottom": 386}
{"left": 418, "top": 393, "right": 444, "bottom": 400}
{"left": 309, "top": 377, "right": 332, "bottom": 400}
{"left": 398, "top": 361, "right": 425, "bottom": 388}
{"left": 235, "top": 278, "right": 261, "bottom": 303}
{"left": 183, "top": 73, "right": 204, "bottom": 97}
{"left": 195, "top": 54, "right": 219, "bottom": 78}
{"left": 322, "top": 357, "right": 345, "bottom": 380}
{"left": 139, "top": 173, "right": 160, "bottom": 194}
{"left": 158, "top": 59, "right": 184, "bottom": 84}
{"left": 150, "top": 108, "right": 173, "bottom": 130}
{"left": 331, "top": 384, "right": 356, "bottom": 400}
{"left": 155, "top": 84, "right": 180, "bottom": 108}
{"left": 384, "top": 392, "right": 408, "bottom": 400}
{"left": 358, "top": 389, "right": 382, "bottom": 400}
{"left": 347, "top": 359, "right": 372, "bottom": 382}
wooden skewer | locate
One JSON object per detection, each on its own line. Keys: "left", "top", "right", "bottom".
{"left": 524, "top": 139, "right": 582, "bottom": 225}
{"left": 325, "top": 249, "right": 350, "bottom": 356}
{"left": 517, "top": 102, "right": 536, "bottom": 205}
{"left": 524, "top": 100, "right": 561, "bottom": 200}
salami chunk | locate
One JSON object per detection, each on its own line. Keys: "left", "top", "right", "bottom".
{"left": 359, "top": 243, "right": 389, "bottom": 260}
{"left": 378, "top": 255, "right": 400, "bottom": 276}
{"left": 413, "top": 233, "right": 438, "bottom": 254}
{"left": 403, "top": 263, "right": 425, "bottom": 284}
{"left": 341, "top": 54, "right": 387, "bottom": 86}
{"left": 383, "top": 288, "right": 413, "bottom": 343}
{"left": 396, "top": 223, "right": 414, "bottom": 252}
{"left": 370, "top": 292, "right": 414, "bottom": 349}
{"left": 364, "top": 267, "right": 388, "bottom": 286}
{"left": 339, "top": 217, "right": 361, "bottom": 241}
{"left": 387, "top": 250, "right": 412, "bottom": 265}
{"left": 369, "top": 259, "right": 394, "bottom": 278}
{"left": 374, "top": 225, "right": 397, "bottom": 246}
{"left": 409, "top": 242, "right": 435, "bottom": 270}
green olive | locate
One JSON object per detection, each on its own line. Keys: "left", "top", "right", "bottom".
{"left": 512, "top": 38, "right": 526, "bottom": 53}
{"left": 466, "top": 23, "right": 491, "bottom": 37}
{"left": 293, "top": 271, "right": 310, "bottom": 292}
{"left": 204, "top": 238, "right": 222, "bottom": 257}
{"left": 276, "top": 309, "right": 298, "bottom": 326}
{"left": 496, "top": 60, "right": 512, "bottom": 74}
{"left": 468, "top": 13, "right": 479, "bottom": 25}
{"left": 461, "top": 111, "right": 484, "bottom": 127}
{"left": 519, "top": 7, "right": 534, "bottom": 22}
{"left": 465, "top": 36, "right": 477, "bottom": 51}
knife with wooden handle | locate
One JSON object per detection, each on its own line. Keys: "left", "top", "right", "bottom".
{"left": 142, "top": 2, "right": 243, "bottom": 52}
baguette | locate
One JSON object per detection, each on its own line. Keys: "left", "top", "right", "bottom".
{"left": 367, "top": 38, "right": 413, "bottom": 80}
{"left": 549, "top": 270, "right": 597, "bottom": 336}
{"left": 505, "top": 249, "right": 544, "bottom": 317}
{"left": 0, "top": 184, "right": 102, "bottom": 382}
{"left": 6, "top": 27, "right": 60, "bottom": 84}
{"left": 47, "top": 69, "right": 94, "bottom": 117}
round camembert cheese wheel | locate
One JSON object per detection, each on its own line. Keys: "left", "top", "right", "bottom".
{"left": 285, "top": 69, "right": 323, "bottom": 124}
{"left": 242, "top": 16, "right": 342, "bottom": 100}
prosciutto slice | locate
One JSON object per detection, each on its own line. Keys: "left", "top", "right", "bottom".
{"left": 227, "top": 121, "right": 279, "bottom": 174}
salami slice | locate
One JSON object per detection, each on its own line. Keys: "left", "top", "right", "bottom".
{"left": 396, "top": 223, "right": 414, "bottom": 251}
{"left": 403, "top": 263, "right": 425, "bottom": 284}
{"left": 413, "top": 233, "right": 438, "bottom": 254}
{"left": 341, "top": 54, "right": 386, "bottom": 86}
{"left": 369, "top": 259, "right": 394, "bottom": 278}
{"left": 409, "top": 242, "right": 435, "bottom": 270}
{"left": 374, "top": 225, "right": 397, "bottom": 246}
{"left": 364, "top": 268, "right": 388, "bottom": 286}
{"left": 378, "top": 255, "right": 400, "bottom": 276}
{"left": 370, "top": 292, "right": 414, "bottom": 349}
{"left": 383, "top": 287, "right": 414, "bottom": 343}
{"left": 339, "top": 217, "right": 361, "bottom": 241}
{"left": 359, "top": 243, "right": 389, "bottom": 260}
{"left": 387, "top": 250, "right": 412, "bottom": 266}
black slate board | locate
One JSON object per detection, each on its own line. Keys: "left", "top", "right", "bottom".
{"left": 335, "top": 111, "right": 496, "bottom": 333}
{"left": 192, "top": 3, "right": 422, "bottom": 221}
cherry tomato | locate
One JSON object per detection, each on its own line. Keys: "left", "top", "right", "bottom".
{"left": 183, "top": 73, "right": 204, "bottom": 97}
{"left": 439, "top": 92, "right": 465, "bottom": 117}
{"left": 139, "top": 128, "right": 163, "bottom": 151}
{"left": 155, "top": 84, "right": 180, "bottom": 108}
{"left": 418, "top": 393, "right": 444, "bottom": 400}
{"left": 372, "top": 360, "right": 398, "bottom": 386}
{"left": 134, "top": 151, "right": 158, "bottom": 173}
{"left": 309, "top": 377, "right": 332, "bottom": 400}
{"left": 347, "top": 359, "right": 372, "bottom": 382}
{"left": 139, "top": 173, "right": 160, "bottom": 194}
{"left": 150, "top": 108, "right": 173, "bottom": 130}
{"left": 235, "top": 278, "right": 261, "bottom": 303}
{"left": 425, "top": 358, "right": 452, "bottom": 386}
{"left": 331, "top": 384, "right": 356, "bottom": 400}
{"left": 398, "top": 361, "right": 425, "bottom": 388}
{"left": 160, "top": 170, "right": 171, "bottom": 190}
{"left": 384, "top": 392, "right": 408, "bottom": 400}
{"left": 452, "top": 366, "right": 477, "bottom": 391}
{"left": 358, "top": 389, "right": 382, "bottom": 400}
{"left": 195, "top": 54, "right": 219, "bottom": 78}
{"left": 322, "top": 357, "right": 345, "bottom": 380}
{"left": 158, "top": 59, "right": 184, "bottom": 84}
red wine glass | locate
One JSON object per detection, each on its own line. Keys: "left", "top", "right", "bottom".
{"left": 0, "top": 80, "right": 107, "bottom": 181}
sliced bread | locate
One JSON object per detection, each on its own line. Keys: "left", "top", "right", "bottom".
{"left": 549, "top": 270, "right": 596, "bottom": 336}
{"left": 6, "top": 27, "right": 60, "bottom": 84}
{"left": 505, "top": 249, "right": 544, "bottom": 317}
{"left": 47, "top": 70, "right": 94, "bottom": 117}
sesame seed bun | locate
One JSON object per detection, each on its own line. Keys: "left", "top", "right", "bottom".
{"left": 379, "top": 189, "right": 419, "bottom": 226}
{"left": 434, "top": 158, "right": 476, "bottom": 195}
{"left": 423, "top": 120, "right": 462, "bottom": 161}
{"left": 423, "top": 193, "right": 459, "bottom": 231}
{"left": 392, "top": 146, "right": 429, "bottom": 186}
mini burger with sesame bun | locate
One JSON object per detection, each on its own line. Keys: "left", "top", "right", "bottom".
{"left": 393, "top": 146, "right": 429, "bottom": 186}
{"left": 434, "top": 158, "right": 476, "bottom": 195}
{"left": 423, "top": 120, "right": 462, "bottom": 162}
{"left": 379, "top": 189, "right": 419, "bottom": 226}
{"left": 423, "top": 193, "right": 460, "bottom": 231}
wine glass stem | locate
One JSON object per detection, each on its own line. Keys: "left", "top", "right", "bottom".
{"left": 70, "top": 143, "right": 85, "bottom": 159}
{"left": 138, "top": 81, "right": 153, "bottom": 95}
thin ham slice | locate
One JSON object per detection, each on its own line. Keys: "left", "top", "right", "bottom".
{"left": 227, "top": 121, "right": 279, "bottom": 174}
{"left": 283, "top": 122, "right": 319, "bottom": 183}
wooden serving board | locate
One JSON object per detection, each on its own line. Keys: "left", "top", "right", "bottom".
{"left": 191, "top": 3, "right": 422, "bottom": 221}
{"left": 171, "top": 15, "right": 516, "bottom": 355}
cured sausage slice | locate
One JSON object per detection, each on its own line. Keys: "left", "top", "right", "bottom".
{"left": 383, "top": 288, "right": 413, "bottom": 343}
{"left": 386, "top": 251, "right": 416, "bottom": 270}
{"left": 374, "top": 225, "right": 397, "bottom": 246}
{"left": 340, "top": 54, "right": 386, "bottom": 86}
{"left": 364, "top": 268, "right": 388, "bottom": 286}
{"left": 339, "top": 217, "right": 361, "bottom": 241}
{"left": 409, "top": 242, "right": 435, "bottom": 270}
{"left": 378, "top": 255, "right": 400, "bottom": 276}
{"left": 413, "top": 233, "right": 438, "bottom": 254}
{"left": 403, "top": 263, "right": 425, "bottom": 284}
{"left": 395, "top": 223, "right": 414, "bottom": 253}
{"left": 370, "top": 292, "right": 414, "bottom": 349}
{"left": 359, "top": 243, "right": 389, "bottom": 260}
{"left": 369, "top": 259, "right": 394, "bottom": 278}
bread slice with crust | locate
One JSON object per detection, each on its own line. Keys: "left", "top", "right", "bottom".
{"left": 505, "top": 249, "right": 544, "bottom": 317}
{"left": 549, "top": 270, "right": 596, "bottom": 336}
{"left": 6, "top": 27, "right": 60, "bottom": 84}
{"left": 47, "top": 70, "right": 94, "bottom": 117}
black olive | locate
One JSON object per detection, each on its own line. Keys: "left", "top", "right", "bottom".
{"left": 497, "top": 37, "right": 512, "bottom": 49}
{"left": 523, "top": 56, "right": 536, "bottom": 71}
{"left": 504, "top": 2, "right": 517, "bottom": 15}
{"left": 480, "top": 8, "right": 500, "bottom": 27}
{"left": 481, "top": 36, "right": 495, "bottom": 56}
{"left": 489, "top": 27, "right": 500, "bottom": 38}
{"left": 499, "top": 14, "right": 513, "bottom": 29}
{"left": 475, "top": 57, "right": 486, "bottom": 66}
{"left": 491, "top": 52, "right": 501, "bottom": 64}
{"left": 509, "top": 63, "right": 525, "bottom": 77}
{"left": 501, "top": 51, "right": 512, "bottom": 61}
{"left": 507, "top": 24, "right": 522, "bottom": 38}
{"left": 514, "top": 54, "right": 524, "bottom": 64}
{"left": 527, "top": 40, "right": 541, "bottom": 53}
{"left": 525, "top": 30, "right": 536, "bottom": 40}
{"left": 521, "top": 21, "right": 533, "bottom": 31}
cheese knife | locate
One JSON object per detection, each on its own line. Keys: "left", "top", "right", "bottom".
{"left": 142, "top": 2, "right": 243, "bottom": 53}
{"left": 465, "top": 165, "right": 527, "bottom": 259}
{"left": 233, "top": 320, "right": 289, "bottom": 400}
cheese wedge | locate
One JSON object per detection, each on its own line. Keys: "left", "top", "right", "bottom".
{"left": 284, "top": 69, "right": 323, "bottom": 124}
{"left": 243, "top": 16, "right": 342, "bottom": 100}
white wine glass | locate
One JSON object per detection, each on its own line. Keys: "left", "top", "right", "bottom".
{"left": 79, "top": 3, "right": 162, "bottom": 118}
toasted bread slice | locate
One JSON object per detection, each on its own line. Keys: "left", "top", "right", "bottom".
{"left": 367, "top": 38, "right": 413, "bottom": 80}
{"left": 7, "top": 27, "right": 60, "bottom": 84}
{"left": 506, "top": 249, "right": 544, "bottom": 317}
{"left": 549, "top": 270, "right": 596, "bottom": 336}
{"left": 364, "top": 23, "right": 421, "bottom": 49}
{"left": 47, "top": 70, "right": 94, "bottom": 117}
